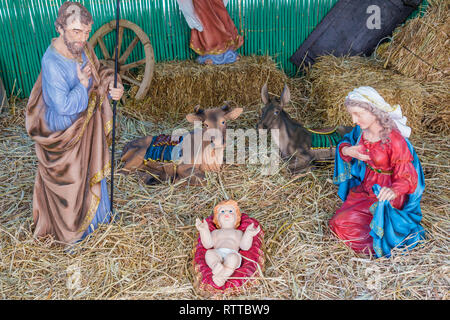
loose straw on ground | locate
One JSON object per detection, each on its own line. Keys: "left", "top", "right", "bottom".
{"left": 0, "top": 82, "right": 448, "bottom": 299}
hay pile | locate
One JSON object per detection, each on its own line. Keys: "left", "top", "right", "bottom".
{"left": 376, "top": 0, "right": 450, "bottom": 135}
{"left": 0, "top": 92, "right": 449, "bottom": 299}
{"left": 378, "top": 0, "right": 449, "bottom": 82}
{"left": 125, "top": 55, "right": 289, "bottom": 123}
{"left": 0, "top": 14, "right": 448, "bottom": 297}
{"left": 304, "top": 1, "right": 450, "bottom": 137}
{"left": 305, "top": 55, "right": 430, "bottom": 135}
{"left": 420, "top": 80, "right": 450, "bottom": 135}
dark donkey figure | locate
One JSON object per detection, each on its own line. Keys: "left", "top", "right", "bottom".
{"left": 257, "top": 84, "right": 352, "bottom": 172}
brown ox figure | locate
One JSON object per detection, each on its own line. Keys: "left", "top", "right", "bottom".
{"left": 120, "top": 104, "right": 243, "bottom": 185}
{"left": 257, "top": 83, "right": 352, "bottom": 172}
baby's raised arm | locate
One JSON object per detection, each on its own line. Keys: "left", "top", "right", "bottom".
{"left": 240, "top": 223, "right": 261, "bottom": 251}
{"left": 195, "top": 218, "right": 214, "bottom": 249}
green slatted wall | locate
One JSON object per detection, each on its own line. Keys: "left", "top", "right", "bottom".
{"left": 0, "top": 0, "right": 429, "bottom": 98}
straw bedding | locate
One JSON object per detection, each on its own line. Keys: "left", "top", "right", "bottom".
{"left": 124, "top": 55, "right": 289, "bottom": 124}
{"left": 1, "top": 4, "right": 449, "bottom": 297}
{"left": 0, "top": 77, "right": 448, "bottom": 299}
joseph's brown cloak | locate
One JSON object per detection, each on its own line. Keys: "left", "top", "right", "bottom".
{"left": 26, "top": 42, "right": 118, "bottom": 244}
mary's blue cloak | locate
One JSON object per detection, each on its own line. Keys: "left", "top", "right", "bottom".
{"left": 333, "top": 126, "right": 425, "bottom": 258}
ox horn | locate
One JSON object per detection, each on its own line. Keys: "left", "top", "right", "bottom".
{"left": 221, "top": 102, "right": 230, "bottom": 112}
{"left": 194, "top": 105, "right": 204, "bottom": 114}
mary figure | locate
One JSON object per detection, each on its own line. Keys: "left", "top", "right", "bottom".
{"left": 330, "top": 86, "right": 426, "bottom": 258}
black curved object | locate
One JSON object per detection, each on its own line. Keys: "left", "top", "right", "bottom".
{"left": 290, "top": 0, "right": 422, "bottom": 69}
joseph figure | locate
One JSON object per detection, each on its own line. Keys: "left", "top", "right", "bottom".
{"left": 26, "top": 1, "right": 124, "bottom": 244}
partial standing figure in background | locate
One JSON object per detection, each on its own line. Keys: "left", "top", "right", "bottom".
{"left": 177, "top": 0, "right": 244, "bottom": 64}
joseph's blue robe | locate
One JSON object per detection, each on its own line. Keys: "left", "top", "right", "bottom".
{"left": 41, "top": 45, "right": 112, "bottom": 240}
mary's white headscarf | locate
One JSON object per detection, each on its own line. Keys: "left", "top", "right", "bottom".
{"left": 346, "top": 86, "right": 411, "bottom": 138}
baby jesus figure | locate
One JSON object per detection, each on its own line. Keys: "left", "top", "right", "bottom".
{"left": 195, "top": 200, "right": 261, "bottom": 287}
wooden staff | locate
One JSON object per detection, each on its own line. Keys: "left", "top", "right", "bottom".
{"left": 110, "top": 0, "right": 120, "bottom": 215}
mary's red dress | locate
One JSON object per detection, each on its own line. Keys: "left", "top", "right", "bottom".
{"left": 329, "top": 129, "right": 418, "bottom": 254}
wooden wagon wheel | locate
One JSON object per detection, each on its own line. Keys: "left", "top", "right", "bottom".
{"left": 89, "top": 19, "right": 155, "bottom": 100}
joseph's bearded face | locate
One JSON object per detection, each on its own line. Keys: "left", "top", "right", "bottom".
{"left": 62, "top": 20, "right": 92, "bottom": 55}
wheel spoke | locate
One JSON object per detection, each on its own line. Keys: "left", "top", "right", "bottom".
{"left": 120, "top": 59, "right": 146, "bottom": 71}
{"left": 120, "top": 74, "right": 142, "bottom": 87}
{"left": 113, "top": 27, "right": 124, "bottom": 60}
{"left": 97, "top": 37, "right": 110, "bottom": 60}
{"left": 99, "top": 60, "right": 109, "bottom": 68}
{"left": 119, "top": 36, "right": 139, "bottom": 64}
{"left": 89, "top": 19, "right": 154, "bottom": 100}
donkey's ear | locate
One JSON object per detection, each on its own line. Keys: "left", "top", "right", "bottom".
{"left": 224, "top": 107, "right": 243, "bottom": 120}
{"left": 280, "top": 84, "right": 291, "bottom": 107}
{"left": 261, "top": 83, "right": 269, "bottom": 105}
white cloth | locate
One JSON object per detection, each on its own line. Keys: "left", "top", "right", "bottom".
{"left": 176, "top": 0, "right": 229, "bottom": 32}
{"left": 346, "top": 86, "right": 411, "bottom": 138}
{"left": 176, "top": 0, "right": 203, "bottom": 31}
{"left": 216, "top": 247, "right": 242, "bottom": 267}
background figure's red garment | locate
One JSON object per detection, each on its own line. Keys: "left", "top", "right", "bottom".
{"left": 190, "top": 0, "right": 244, "bottom": 55}
{"left": 329, "top": 129, "right": 418, "bottom": 254}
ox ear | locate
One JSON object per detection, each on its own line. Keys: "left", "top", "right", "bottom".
{"left": 261, "top": 82, "right": 269, "bottom": 105}
{"left": 280, "top": 84, "right": 291, "bottom": 107}
{"left": 186, "top": 105, "right": 205, "bottom": 123}
{"left": 224, "top": 107, "right": 243, "bottom": 120}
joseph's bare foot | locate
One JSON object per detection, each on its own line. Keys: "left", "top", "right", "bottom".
{"left": 205, "top": 59, "right": 213, "bottom": 65}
